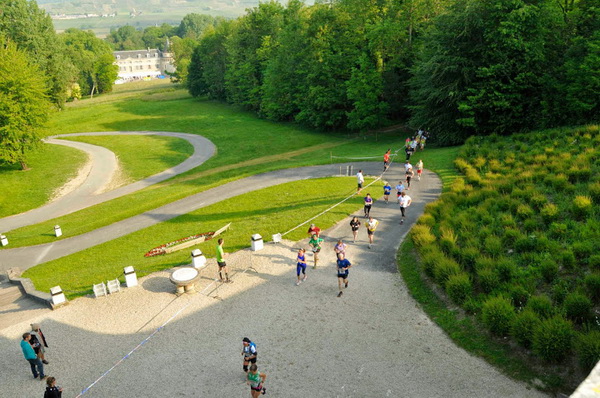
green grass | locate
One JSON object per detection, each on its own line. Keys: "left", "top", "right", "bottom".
{"left": 397, "top": 239, "right": 565, "bottom": 392}
{"left": 23, "top": 176, "right": 375, "bottom": 297}
{"left": 2, "top": 83, "right": 426, "bottom": 247}
{"left": 0, "top": 144, "right": 86, "bottom": 218}
{"left": 59, "top": 134, "right": 194, "bottom": 182}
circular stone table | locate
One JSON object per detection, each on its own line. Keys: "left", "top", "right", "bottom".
{"left": 169, "top": 267, "right": 200, "bottom": 295}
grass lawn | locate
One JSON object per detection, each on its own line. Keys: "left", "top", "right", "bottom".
{"left": 0, "top": 144, "right": 86, "bottom": 218}
{"left": 58, "top": 134, "right": 194, "bottom": 183}
{"left": 2, "top": 83, "right": 423, "bottom": 247}
{"left": 23, "top": 176, "right": 376, "bottom": 297}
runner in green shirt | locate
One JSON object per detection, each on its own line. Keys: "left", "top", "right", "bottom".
{"left": 308, "top": 234, "right": 324, "bottom": 268}
{"left": 216, "top": 238, "right": 232, "bottom": 283}
{"left": 247, "top": 364, "right": 266, "bottom": 397}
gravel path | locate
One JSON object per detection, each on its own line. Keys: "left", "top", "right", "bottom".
{"left": 0, "top": 132, "right": 215, "bottom": 232}
{"left": 0, "top": 165, "right": 548, "bottom": 398}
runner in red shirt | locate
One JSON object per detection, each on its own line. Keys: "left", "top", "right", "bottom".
{"left": 307, "top": 224, "right": 321, "bottom": 238}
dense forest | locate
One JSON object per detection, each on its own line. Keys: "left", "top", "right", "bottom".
{"left": 183, "top": 0, "right": 599, "bottom": 144}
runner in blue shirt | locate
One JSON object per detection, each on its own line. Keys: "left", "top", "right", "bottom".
{"left": 383, "top": 181, "right": 392, "bottom": 204}
{"left": 336, "top": 253, "right": 352, "bottom": 297}
{"left": 295, "top": 248, "right": 307, "bottom": 286}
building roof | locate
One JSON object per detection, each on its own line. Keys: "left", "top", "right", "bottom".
{"left": 113, "top": 49, "right": 162, "bottom": 59}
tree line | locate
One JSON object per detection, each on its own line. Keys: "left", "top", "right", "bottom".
{"left": 185, "top": 0, "right": 599, "bottom": 144}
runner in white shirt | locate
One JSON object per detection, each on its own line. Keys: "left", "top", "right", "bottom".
{"left": 398, "top": 191, "right": 412, "bottom": 225}
{"left": 356, "top": 169, "right": 364, "bottom": 194}
{"left": 366, "top": 217, "right": 379, "bottom": 249}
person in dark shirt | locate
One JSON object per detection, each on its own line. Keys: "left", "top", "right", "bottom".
{"left": 336, "top": 253, "right": 352, "bottom": 297}
{"left": 44, "top": 377, "right": 63, "bottom": 398}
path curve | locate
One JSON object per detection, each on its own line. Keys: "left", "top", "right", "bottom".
{"left": 0, "top": 132, "right": 215, "bottom": 232}
{"left": 2, "top": 162, "right": 397, "bottom": 271}
{"left": 0, "top": 162, "right": 547, "bottom": 397}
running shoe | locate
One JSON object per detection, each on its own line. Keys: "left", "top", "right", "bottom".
{"left": 302, "top": 275, "right": 307, "bottom": 282}
{"left": 337, "top": 291, "right": 343, "bottom": 297}
{"left": 296, "top": 281, "right": 301, "bottom": 286}
{"left": 262, "top": 387, "right": 267, "bottom": 394}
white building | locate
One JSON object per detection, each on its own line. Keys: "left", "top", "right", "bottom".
{"left": 113, "top": 49, "right": 175, "bottom": 82}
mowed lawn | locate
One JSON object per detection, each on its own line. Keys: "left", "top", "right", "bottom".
{"left": 22, "top": 177, "right": 376, "bottom": 297}
{"left": 2, "top": 82, "right": 426, "bottom": 247}
{"left": 0, "top": 144, "right": 86, "bottom": 218}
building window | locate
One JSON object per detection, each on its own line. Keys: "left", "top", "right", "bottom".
{"left": 156, "top": 64, "right": 160, "bottom": 69}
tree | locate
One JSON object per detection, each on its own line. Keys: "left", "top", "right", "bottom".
{"left": 177, "top": 14, "right": 222, "bottom": 40}
{"left": 0, "top": 41, "right": 50, "bottom": 170}
{"left": 170, "top": 36, "right": 199, "bottom": 84}
{"left": 61, "top": 29, "right": 118, "bottom": 97}
{"left": 0, "top": 0, "right": 76, "bottom": 107}
{"left": 188, "top": 20, "right": 234, "bottom": 100}
{"left": 106, "top": 25, "right": 144, "bottom": 50}
{"left": 346, "top": 53, "right": 388, "bottom": 131}
{"left": 142, "top": 24, "right": 176, "bottom": 50}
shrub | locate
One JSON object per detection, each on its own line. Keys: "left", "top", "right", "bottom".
{"left": 533, "top": 316, "right": 573, "bottom": 362}
{"left": 411, "top": 225, "right": 436, "bottom": 248}
{"left": 496, "top": 258, "right": 517, "bottom": 282}
{"left": 540, "top": 203, "right": 559, "bottom": 222}
{"left": 439, "top": 227, "right": 458, "bottom": 255}
{"left": 567, "top": 166, "right": 592, "bottom": 183}
{"left": 509, "top": 285, "right": 530, "bottom": 308}
{"left": 552, "top": 174, "right": 569, "bottom": 191}
{"left": 584, "top": 273, "right": 600, "bottom": 302}
{"left": 589, "top": 255, "right": 600, "bottom": 270}
{"left": 477, "top": 267, "right": 500, "bottom": 294}
{"left": 516, "top": 204, "right": 534, "bottom": 219}
{"left": 421, "top": 248, "right": 443, "bottom": 278}
{"left": 417, "top": 213, "right": 436, "bottom": 227}
{"left": 514, "top": 235, "right": 535, "bottom": 252}
{"left": 539, "top": 259, "right": 559, "bottom": 283}
{"left": 564, "top": 293, "right": 592, "bottom": 324}
{"left": 502, "top": 228, "right": 520, "bottom": 246}
{"left": 572, "top": 241, "right": 593, "bottom": 261}
{"left": 573, "top": 196, "right": 593, "bottom": 219}
{"left": 523, "top": 218, "right": 541, "bottom": 233}
{"left": 589, "top": 182, "right": 600, "bottom": 203}
{"left": 511, "top": 310, "right": 542, "bottom": 348}
{"left": 458, "top": 246, "right": 480, "bottom": 270}
{"left": 561, "top": 250, "right": 576, "bottom": 269}
{"left": 463, "top": 297, "right": 482, "bottom": 314}
{"left": 549, "top": 222, "right": 568, "bottom": 239}
{"left": 576, "top": 331, "right": 600, "bottom": 371}
{"left": 433, "top": 258, "right": 462, "bottom": 286}
{"left": 446, "top": 273, "right": 472, "bottom": 305}
{"left": 529, "top": 193, "right": 547, "bottom": 209}
{"left": 484, "top": 235, "right": 503, "bottom": 258}
{"left": 481, "top": 296, "right": 515, "bottom": 336}
{"left": 551, "top": 280, "right": 570, "bottom": 305}
{"left": 527, "top": 295, "right": 554, "bottom": 319}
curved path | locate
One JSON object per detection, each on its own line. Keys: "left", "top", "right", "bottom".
{"left": 0, "top": 131, "right": 215, "bottom": 233}
{"left": 0, "top": 160, "right": 547, "bottom": 397}
{"left": 1, "top": 162, "right": 393, "bottom": 271}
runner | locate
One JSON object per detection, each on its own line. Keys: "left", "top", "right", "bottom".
{"left": 295, "top": 248, "right": 307, "bottom": 286}
{"left": 336, "top": 253, "right": 352, "bottom": 297}
{"left": 307, "top": 223, "right": 321, "bottom": 238}
{"left": 405, "top": 166, "right": 414, "bottom": 189}
{"left": 247, "top": 364, "right": 267, "bottom": 397}
{"left": 356, "top": 169, "right": 364, "bottom": 194}
{"left": 349, "top": 216, "right": 361, "bottom": 243}
{"left": 395, "top": 180, "right": 405, "bottom": 201}
{"left": 399, "top": 191, "right": 412, "bottom": 225}
{"left": 363, "top": 193, "right": 373, "bottom": 218}
{"left": 216, "top": 238, "right": 232, "bottom": 283}
{"left": 383, "top": 181, "right": 392, "bottom": 203}
{"left": 366, "top": 217, "right": 379, "bottom": 249}
{"left": 334, "top": 239, "right": 347, "bottom": 259}
{"left": 383, "top": 149, "right": 391, "bottom": 171}
{"left": 242, "top": 337, "right": 258, "bottom": 373}
{"left": 308, "top": 234, "right": 324, "bottom": 268}
{"left": 416, "top": 159, "right": 424, "bottom": 181}
{"left": 404, "top": 161, "right": 413, "bottom": 173}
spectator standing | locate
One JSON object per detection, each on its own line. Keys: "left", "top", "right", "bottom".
{"left": 30, "top": 323, "right": 49, "bottom": 364}
{"left": 20, "top": 333, "right": 45, "bottom": 380}
{"left": 43, "top": 377, "right": 63, "bottom": 398}
{"left": 216, "top": 239, "right": 232, "bottom": 283}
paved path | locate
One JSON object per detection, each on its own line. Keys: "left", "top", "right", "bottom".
{"left": 0, "top": 131, "right": 215, "bottom": 232}
{"left": 0, "top": 162, "right": 391, "bottom": 272}
{"left": 0, "top": 163, "right": 548, "bottom": 397}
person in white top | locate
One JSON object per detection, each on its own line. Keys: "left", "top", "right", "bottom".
{"left": 366, "top": 217, "right": 379, "bottom": 249}
{"left": 404, "top": 161, "right": 413, "bottom": 172}
{"left": 398, "top": 191, "right": 412, "bottom": 225}
{"left": 356, "top": 169, "right": 364, "bottom": 193}
{"left": 416, "top": 159, "right": 424, "bottom": 181}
